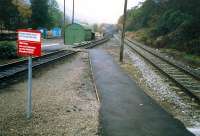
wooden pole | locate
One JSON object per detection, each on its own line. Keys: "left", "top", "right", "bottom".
{"left": 72, "top": 0, "right": 75, "bottom": 24}
{"left": 119, "top": 0, "right": 128, "bottom": 62}
{"left": 64, "top": 0, "right": 66, "bottom": 44}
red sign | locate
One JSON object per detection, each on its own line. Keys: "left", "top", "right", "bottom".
{"left": 17, "top": 29, "right": 41, "bottom": 57}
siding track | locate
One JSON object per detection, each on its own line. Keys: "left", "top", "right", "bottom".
{"left": 0, "top": 50, "right": 77, "bottom": 82}
{"left": 0, "top": 37, "right": 109, "bottom": 84}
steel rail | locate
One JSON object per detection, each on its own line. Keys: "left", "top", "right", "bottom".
{"left": 124, "top": 38, "right": 200, "bottom": 104}
{"left": 0, "top": 37, "right": 110, "bottom": 83}
{"left": 126, "top": 38, "right": 200, "bottom": 81}
{"left": 0, "top": 50, "right": 77, "bottom": 82}
{"left": 73, "top": 37, "right": 109, "bottom": 49}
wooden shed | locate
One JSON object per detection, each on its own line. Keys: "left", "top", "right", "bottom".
{"left": 64, "top": 23, "right": 93, "bottom": 45}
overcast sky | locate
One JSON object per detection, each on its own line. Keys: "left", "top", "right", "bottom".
{"left": 56, "top": 0, "right": 144, "bottom": 24}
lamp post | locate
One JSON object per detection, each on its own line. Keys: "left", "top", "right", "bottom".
{"left": 119, "top": 0, "right": 128, "bottom": 62}
{"left": 64, "top": 0, "right": 66, "bottom": 44}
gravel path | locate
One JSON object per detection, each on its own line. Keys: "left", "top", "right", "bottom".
{"left": 95, "top": 37, "right": 200, "bottom": 135}
{"left": 0, "top": 52, "right": 99, "bottom": 135}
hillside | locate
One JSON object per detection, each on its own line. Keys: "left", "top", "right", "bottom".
{"left": 118, "top": 0, "right": 200, "bottom": 56}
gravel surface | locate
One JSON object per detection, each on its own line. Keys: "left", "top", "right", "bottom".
{"left": 96, "top": 37, "right": 200, "bottom": 136}
{"left": 0, "top": 52, "right": 99, "bottom": 135}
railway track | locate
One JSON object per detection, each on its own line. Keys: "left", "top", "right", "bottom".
{"left": 123, "top": 38, "right": 200, "bottom": 103}
{"left": 0, "top": 37, "right": 109, "bottom": 84}
{"left": 73, "top": 37, "right": 109, "bottom": 49}
{"left": 0, "top": 50, "right": 77, "bottom": 82}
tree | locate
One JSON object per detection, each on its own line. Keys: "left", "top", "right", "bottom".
{"left": 48, "top": 0, "right": 63, "bottom": 28}
{"left": 0, "top": 0, "right": 19, "bottom": 30}
{"left": 31, "top": 0, "right": 50, "bottom": 28}
{"left": 12, "top": 0, "right": 32, "bottom": 28}
{"left": 118, "top": 0, "right": 200, "bottom": 55}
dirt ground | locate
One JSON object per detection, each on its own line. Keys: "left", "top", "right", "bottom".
{"left": 95, "top": 37, "right": 200, "bottom": 135}
{"left": 0, "top": 52, "right": 99, "bottom": 136}
{"left": 1, "top": 37, "right": 199, "bottom": 135}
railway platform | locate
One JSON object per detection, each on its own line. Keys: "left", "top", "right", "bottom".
{"left": 89, "top": 49, "right": 194, "bottom": 136}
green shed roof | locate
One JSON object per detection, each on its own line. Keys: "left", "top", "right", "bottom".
{"left": 66, "top": 23, "right": 83, "bottom": 29}
{"left": 66, "top": 23, "right": 92, "bottom": 30}
{"left": 80, "top": 24, "right": 92, "bottom": 30}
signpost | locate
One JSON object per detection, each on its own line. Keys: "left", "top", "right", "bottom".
{"left": 17, "top": 29, "right": 41, "bottom": 119}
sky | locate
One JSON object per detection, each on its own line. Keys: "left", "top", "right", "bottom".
{"left": 56, "top": 0, "right": 144, "bottom": 24}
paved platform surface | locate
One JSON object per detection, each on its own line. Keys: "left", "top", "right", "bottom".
{"left": 89, "top": 49, "right": 194, "bottom": 136}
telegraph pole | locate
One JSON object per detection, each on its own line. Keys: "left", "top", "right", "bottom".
{"left": 64, "top": 0, "right": 66, "bottom": 44}
{"left": 119, "top": 0, "right": 128, "bottom": 62}
{"left": 72, "top": 0, "right": 75, "bottom": 24}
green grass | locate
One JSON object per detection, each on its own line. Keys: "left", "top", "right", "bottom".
{"left": 160, "top": 48, "right": 200, "bottom": 68}
{"left": 183, "top": 54, "right": 200, "bottom": 66}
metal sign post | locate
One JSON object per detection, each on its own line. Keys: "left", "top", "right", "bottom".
{"left": 27, "top": 56, "right": 32, "bottom": 118}
{"left": 17, "top": 29, "right": 41, "bottom": 119}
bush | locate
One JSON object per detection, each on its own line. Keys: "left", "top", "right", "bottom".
{"left": 154, "top": 9, "right": 193, "bottom": 36}
{"left": 0, "top": 41, "right": 18, "bottom": 59}
{"left": 153, "top": 36, "right": 169, "bottom": 48}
